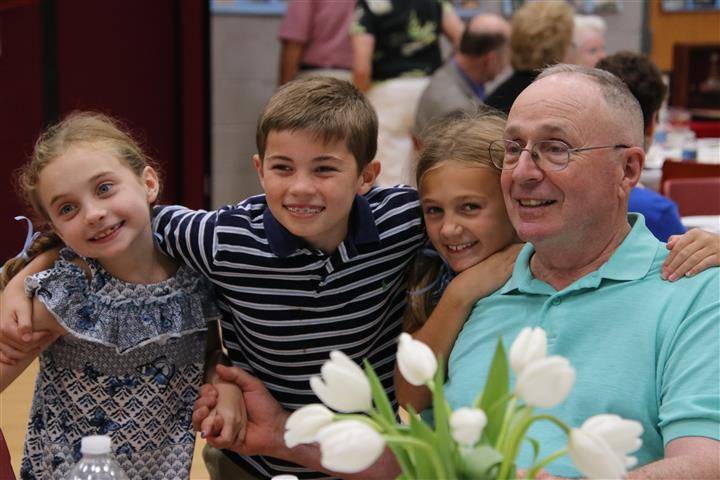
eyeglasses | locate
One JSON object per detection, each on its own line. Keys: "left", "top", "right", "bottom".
{"left": 488, "top": 140, "right": 631, "bottom": 172}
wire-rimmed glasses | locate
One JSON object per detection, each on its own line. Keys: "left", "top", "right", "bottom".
{"left": 488, "top": 140, "right": 631, "bottom": 171}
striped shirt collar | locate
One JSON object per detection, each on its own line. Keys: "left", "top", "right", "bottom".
{"left": 262, "top": 194, "right": 380, "bottom": 258}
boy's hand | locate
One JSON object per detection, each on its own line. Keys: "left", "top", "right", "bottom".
{"left": 663, "top": 229, "right": 720, "bottom": 281}
{"left": 0, "top": 283, "right": 51, "bottom": 364}
{"left": 202, "top": 380, "right": 248, "bottom": 449}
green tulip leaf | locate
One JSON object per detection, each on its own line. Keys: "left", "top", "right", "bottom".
{"left": 432, "top": 356, "right": 457, "bottom": 478}
{"left": 474, "top": 337, "right": 509, "bottom": 444}
{"left": 459, "top": 445, "right": 503, "bottom": 480}
{"left": 405, "top": 413, "right": 438, "bottom": 479}
{"left": 364, "top": 359, "right": 397, "bottom": 424}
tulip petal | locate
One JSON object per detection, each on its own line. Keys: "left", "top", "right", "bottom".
{"left": 397, "top": 333, "right": 438, "bottom": 386}
{"left": 310, "top": 351, "right": 373, "bottom": 412}
{"left": 569, "top": 428, "right": 627, "bottom": 479}
{"left": 316, "top": 420, "right": 386, "bottom": 473}
{"left": 509, "top": 327, "right": 547, "bottom": 375}
{"left": 284, "top": 404, "right": 334, "bottom": 448}
{"left": 515, "top": 356, "right": 575, "bottom": 408}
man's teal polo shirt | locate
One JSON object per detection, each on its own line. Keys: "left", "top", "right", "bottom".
{"left": 446, "top": 214, "right": 719, "bottom": 477}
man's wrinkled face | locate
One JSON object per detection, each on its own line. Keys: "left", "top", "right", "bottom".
{"left": 501, "top": 75, "right": 627, "bottom": 247}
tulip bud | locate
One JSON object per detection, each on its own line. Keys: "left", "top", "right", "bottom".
{"left": 396, "top": 333, "right": 438, "bottom": 386}
{"left": 284, "top": 404, "right": 334, "bottom": 448}
{"left": 450, "top": 407, "right": 487, "bottom": 446}
{"left": 569, "top": 414, "right": 644, "bottom": 478}
{"left": 316, "top": 420, "right": 386, "bottom": 473}
{"left": 515, "top": 356, "right": 575, "bottom": 408}
{"left": 310, "top": 350, "right": 373, "bottom": 412}
{"left": 509, "top": 327, "right": 547, "bottom": 375}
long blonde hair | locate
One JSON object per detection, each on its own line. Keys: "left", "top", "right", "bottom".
{"left": 1, "top": 111, "right": 159, "bottom": 288}
{"left": 405, "top": 111, "right": 506, "bottom": 332}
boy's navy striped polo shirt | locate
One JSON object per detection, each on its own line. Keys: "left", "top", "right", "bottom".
{"left": 153, "top": 186, "right": 425, "bottom": 479}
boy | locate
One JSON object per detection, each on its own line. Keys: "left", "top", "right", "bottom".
{"left": 152, "top": 77, "right": 425, "bottom": 478}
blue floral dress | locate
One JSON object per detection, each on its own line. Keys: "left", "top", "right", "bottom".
{"left": 19, "top": 249, "right": 220, "bottom": 480}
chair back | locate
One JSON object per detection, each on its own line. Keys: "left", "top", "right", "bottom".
{"left": 0, "top": 428, "right": 15, "bottom": 480}
{"left": 663, "top": 177, "right": 720, "bottom": 216}
{"left": 659, "top": 160, "right": 720, "bottom": 195}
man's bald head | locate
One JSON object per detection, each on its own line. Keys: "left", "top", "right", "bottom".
{"left": 467, "top": 13, "right": 511, "bottom": 38}
{"left": 536, "top": 64, "right": 644, "bottom": 147}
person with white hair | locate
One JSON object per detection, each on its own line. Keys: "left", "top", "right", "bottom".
{"left": 566, "top": 14, "right": 607, "bottom": 67}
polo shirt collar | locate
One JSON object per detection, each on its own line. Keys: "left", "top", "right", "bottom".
{"left": 263, "top": 194, "right": 380, "bottom": 258}
{"left": 500, "top": 213, "right": 658, "bottom": 295}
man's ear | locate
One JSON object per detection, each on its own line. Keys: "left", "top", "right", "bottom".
{"left": 357, "top": 160, "right": 381, "bottom": 194}
{"left": 253, "top": 154, "right": 265, "bottom": 189}
{"left": 142, "top": 166, "right": 160, "bottom": 203}
{"left": 621, "top": 146, "right": 644, "bottom": 190}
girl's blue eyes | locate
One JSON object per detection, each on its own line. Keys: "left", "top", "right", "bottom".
{"left": 97, "top": 183, "right": 113, "bottom": 194}
{"left": 59, "top": 205, "right": 74, "bottom": 216}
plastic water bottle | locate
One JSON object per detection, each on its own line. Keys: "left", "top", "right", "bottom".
{"left": 65, "top": 435, "right": 129, "bottom": 480}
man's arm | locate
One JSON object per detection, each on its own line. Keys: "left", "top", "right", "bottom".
{"left": 625, "top": 437, "right": 720, "bottom": 479}
{"left": 210, "top": 365, "right": 400, "bottom": 479}
{"left": 351, "top": 34, "right": 374, "bottom": 93}
{"left": 440, "top": 1, "right": 464, "bottom": 48}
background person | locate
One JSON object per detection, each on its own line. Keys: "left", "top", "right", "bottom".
{"left": 596, "top": 51, "right": 687, "bottom": 243}
{"left": 414, "top": 13, "right": 511, "bottom": 137}
{"left": 351, "top": 0, "right": 463, "bottom": 186}
{"left": 485, "top": 1, "right": 574, "bottom": 115}
{"left": 277, "top": 0, "right": 355, "bottom": 85}
{"left": 565, "top": 14, "right": 607, "bottom": 67}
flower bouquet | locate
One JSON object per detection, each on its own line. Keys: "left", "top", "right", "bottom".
{"left": 285, "top": 328, "right": 643, "bottom": 479}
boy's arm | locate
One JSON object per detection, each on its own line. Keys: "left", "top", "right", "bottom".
{"left": 395, "top": 244, "right": 521, "bottom": 412}
{"left": 0, "top": 249, "right": 60, "bottom": 362}
{"left": 663, "top": 229, "right": 720, "bottom": 281}
{"left": 0, "top": 297, "right": 64, "bottom": 391}
{"left": 152, "top": 205, "right": 223, "bottom": 279}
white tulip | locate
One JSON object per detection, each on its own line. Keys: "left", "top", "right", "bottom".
{"left": 310, "top": 350, "right": 372, "bottom": 412}
{"left": 509, "top": 327, "right": 547, "bottom": 375}
{"left": 515, "top": 356, "right": 575, "bottom": 408}
{"left": 284, "top": 404, "right": 334, "bottom": 448}
{"left": 396, "top": 333, "right": 438, "bottom": 386}
{"left": 450, "top": 407, "right": 487, "bottom": 446}
{"left": 315, "top": 420, "right": 386, "bottom": 473}
{"left": 569, "top": 414, "right": 644, "bottom": 478}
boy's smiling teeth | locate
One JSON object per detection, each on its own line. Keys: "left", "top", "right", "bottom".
{"left": 446, "top": 241, "right": 476, "bottom": 252}
{"left": 518, "top": 199, "right": 555, "bottom": 207}
{"left": 91, "top": 222, "right": 122, "bottom": 240}
{"left": 286, "top": 206, "right": 324, "bottom": 214}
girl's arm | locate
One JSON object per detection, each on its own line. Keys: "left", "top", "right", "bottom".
{"left": 0, "top": 297, "right": 65, "bottom": 392}
{"left": 395, "top": 244, "right": 522, "bottom": 412}
{"left": 662, "top": 229, "right": 720, "bottom": 281}
{"left": 197, "top": 320, "right": 248, "bottom": 445}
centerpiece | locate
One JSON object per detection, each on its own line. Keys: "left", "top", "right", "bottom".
{"left": 285, "top": 327, "right": 643, "bottom": 479}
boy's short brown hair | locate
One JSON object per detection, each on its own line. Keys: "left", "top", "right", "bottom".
{"left": 256, "top": 77, "right": 378, "bottom": 170}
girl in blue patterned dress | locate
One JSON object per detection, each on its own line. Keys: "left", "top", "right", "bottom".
{"left": 0, "top": 112, "right": 228, "bottom": 479}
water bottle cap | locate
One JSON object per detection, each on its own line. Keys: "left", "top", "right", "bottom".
{"left": 81, "top": 435, "right": 112, "bottom": 455}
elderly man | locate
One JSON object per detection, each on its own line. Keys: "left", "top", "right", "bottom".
{"left": 445, "top": 64, "right": 719, "bottom": 478}
{"left": 414, "top": 13, "right": 511, "bottom": 136}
